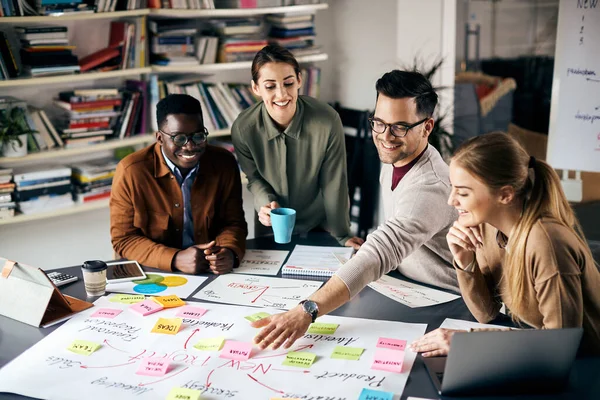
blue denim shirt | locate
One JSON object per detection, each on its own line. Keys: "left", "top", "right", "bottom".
{"left": 161, "top": 148, "right": 198, "bottom": 249}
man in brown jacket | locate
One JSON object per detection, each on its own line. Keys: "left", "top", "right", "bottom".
{"left": 110, "top": 94, "right": 247, "bottom": 274}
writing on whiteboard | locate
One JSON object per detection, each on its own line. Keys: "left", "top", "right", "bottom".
{"left": 575, "top": 111, "right": 600, "bottom": 124}
{"left": 577, "top": 0, "right": 598, "bottom": 9}
{"left": 567, "top": 68, "right": 596, "bottom": 77}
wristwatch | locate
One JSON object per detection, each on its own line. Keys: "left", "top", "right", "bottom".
{"left": 299, "top": 299, "right": 319, "bottom": 323}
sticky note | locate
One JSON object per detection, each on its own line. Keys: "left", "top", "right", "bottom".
{"left": 194, "top": 337, "right": 225, "bottom": 351}
{"left": 110, "top": 294, "right": 145, "bottom": 304}
{"left": 90, "top": 308, "right": 122, "bottom": 319}
{"left": 166, "top": 387, "right": 202, "bottom": 400}
{"left": 176, "top": 306, "right": 208, "bottom": 320}
{"left": 282, "top": 351, "right": 317, "bottom": 368}
{"left": 376, "top": 337, "right": 407, "bottom": 351}
{"left": 330, "top": 346, "right": 364, "bottom": 361}
{"left": 152, "top": 295, "right": 186, "bottom": 308}
{"left": 151, "top": 318, "right": 183, "bottom": 335}
{"left": 371, "top": 349, "right": 404, "bottom": 373}
{"left": 219, "top": 341, "right": 253, "bottom": 360}
{"left": 358, "top": 388, "right": 394, "bottom": 400}
{"left": 244, "top": 312, "right": 271, "bottom": 322}
{"left": 307, "top": 322, "right": 339, "bottom": 334}
{"left": 136, "top": 357, "right": 170, "bottom": 376}
{"left": 130, "top": 299, "right": 164, "bottom": 316}
{"left": 67, "top": 340, "right": 101, "bottom": 356}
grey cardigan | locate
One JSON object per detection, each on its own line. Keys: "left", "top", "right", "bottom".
{"left": 336, "top": 145, "right": 459, "bottom": 296}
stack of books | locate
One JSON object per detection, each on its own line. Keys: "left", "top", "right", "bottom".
{"left": 13, "top": 165, "right": 74, "bottom": 215}
{"left": 54, "top": 88, "right": 122, "bottom": 148}
{"left": 0, "top": 31, "right": 19, "bottom": 79}
{"left": 17, "top": 26, "right": 80, "bottom": 77}
{"left": 36, "top": 0, "right": 95, "bottom": 16}
{"left": 215, "top": 19, "right": 266, "bottom": 63}
{"left": 267, "top": 13, "right": 321, "bottom": 57}
{"left": 148, "top": 0, "right": 214, "bottom": 9}
{"left": 27, "top": 107, "right": 64, "bottom": 151}
{"left": 95, "top": 0, "right": 147, "bottom": 12}
{"left": 0, "top": 169, "right": 16, "bottom": 220}
{"left": 71, "top": 158, "right": 118, "bottom": 204}
{"left": 149, "top": 20, "right": 198, "bottom": 67}
{"left": 113, "top": 80, "right": 148, "bottom": 139}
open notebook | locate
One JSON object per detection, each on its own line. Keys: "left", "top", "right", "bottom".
{"left": 281, "top": 245, "right": 355, "bottom": 277}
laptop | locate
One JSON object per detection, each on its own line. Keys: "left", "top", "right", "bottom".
{"left": 424, "top": 328, "right": 583, "bottom": 396}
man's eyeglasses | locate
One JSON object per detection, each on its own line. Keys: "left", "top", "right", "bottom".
{"left": 159, "top": 127, "right": 208, "bottom": 147}
{"left": 368, "top": 116, "right": 429, "bottom": 138}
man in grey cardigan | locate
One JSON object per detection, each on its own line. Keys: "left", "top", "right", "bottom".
{"left": 252, "top": 70, "right": 458, "bottom": 350}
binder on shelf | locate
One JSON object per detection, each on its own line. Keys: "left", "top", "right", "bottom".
{"left": 0, "top": 259, "right": 93, "bottom": 328}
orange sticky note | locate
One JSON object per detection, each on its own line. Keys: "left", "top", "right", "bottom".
{"left": 151, "top": 318, "right": 183, "bottom": 335}
{"left": 152, "top": 295, "right": 186, "bottom": 308}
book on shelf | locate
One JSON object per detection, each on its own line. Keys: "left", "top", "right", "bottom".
{"left": 13, "top": 165, "right": 71, "bottom": 184}
{"left": 78, "top": 47, "right": 121, "bottom": 73}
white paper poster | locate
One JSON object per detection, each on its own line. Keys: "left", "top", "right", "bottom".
{"left": 106, "top": 272, "right": 207, "bottom": 298}
{"left": 193, "top": 274, "right": 322, "bottom": 309}
{"left": 439, "top": 318, "right": 513, "bottom": 331}
{"left": 0, "top": 296, "right": 427, "bottom": 400}
{"left": 232, "top": 249, "right": 289, "bottom": 276}
{"left": 368, "top": 275, "right": 460, "bottom": 308}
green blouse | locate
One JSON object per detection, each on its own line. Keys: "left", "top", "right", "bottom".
{"left": 231, "top": 95, "right": 351, "bottom": 244}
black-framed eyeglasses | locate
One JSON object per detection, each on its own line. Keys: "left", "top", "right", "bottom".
{"left": 368, "top": 116, "right": 429, "bottom": 138}
{"left": 159, "top": 127, "right": 208, "bottom": 147}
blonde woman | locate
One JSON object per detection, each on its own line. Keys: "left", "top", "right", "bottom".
{"left": 410, "top": 132, "right": 600, "bottom": 356}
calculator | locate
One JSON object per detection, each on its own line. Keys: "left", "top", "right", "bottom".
{"left": 46, "top": 271, "right": 79, "bottom": 287}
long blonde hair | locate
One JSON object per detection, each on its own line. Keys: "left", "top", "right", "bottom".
{"left": 452, "top": 132, "right": 591, "bottom": 321}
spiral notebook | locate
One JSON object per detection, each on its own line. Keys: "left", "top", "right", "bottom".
{"left": 281, "top": 245, "right": 355, "bottom": 276}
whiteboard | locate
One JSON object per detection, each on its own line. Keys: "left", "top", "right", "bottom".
{"left": 547, "top": 0, "right": 600, "bottom": 172}
{"left": 0, "top": 296, "right": 427, "bottom": 400}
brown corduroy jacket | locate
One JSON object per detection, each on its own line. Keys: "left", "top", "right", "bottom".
{"left": 110, "top": 143, "right": 247, "bottom": 272}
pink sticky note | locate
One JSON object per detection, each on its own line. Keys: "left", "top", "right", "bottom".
{"left": 129, "top": 299, "right": 164, "bottom": 316}
{"left": 371, "top": 349, "right": 404, "bottom": 373}
{"left": 136, "top": 357, "right": 170, "bottom": 376}
{"left": 376, "top": 337, "right": 407, "bottom": 351}
{"left": 176, "top": 306, "right": 208, "bottom": 320}
{"left": 91, "top": 308, "right": 122, "bottom": 319}
{"left": 219, "top": 341, "right": 253, "bottom": 361}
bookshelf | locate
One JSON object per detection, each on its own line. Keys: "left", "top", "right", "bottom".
{"left": 0, "top": 198, "right": 110, "bottom": 226}
{"left": 0, "top": 10, "right": 151, "bottom": 24}
{"left": 150, "top": 3, "right": 328, "bottom": 18}
{"left": 0, "top": 68, "right": 152, "bottom": 88}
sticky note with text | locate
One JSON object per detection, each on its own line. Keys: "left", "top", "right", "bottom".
{"left": 358, "top": 387, "right": 394, "bottom": 400}
{"left": 307, "top": 322, "right": 339, "bottom": 335}
{"left": 376, "top": 337, "right": 406, "bottom": 351}
{"left": 166, "top": 387, "right": 202, "bottom": 400}
{"left": 282, "top": 351, "right": 317, "bottom": 368}
{"left": 244, "top": 312, "right": 271, "bottom": 322}
{"left": 151, "top": 318, "right": 183, "bottom": 335}
{"left": 371, "top": 349, "right": 404, "bottom": 373}
{"left": 129, "top": 299, "right": 164, "bottom": 316}
{"left": 194, "top": 337, "right": 225, "bottom": 351}
{"left": 136, "top": 357, "right": 170, "bottom": 376}
{"left": 110, "top": 294, "right": 145, "bottom": 304}
{"left": 67, "top": 340, "right": 101, "bottom": 356}
{"left": 90, "top": 308, "right": 122, "bottom": 319}
{"left": 330, "top": 346, "right": 364, "bottom": 361}
{"left": 219, "top": 340, "right": 253, "bottom": 360}
{"left": 176, "top": 306, "right": 207, "bottom": 320}
{"left": 152, "top": 295, "right": 186, "bottom": 308}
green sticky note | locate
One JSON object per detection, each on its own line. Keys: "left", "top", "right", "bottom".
{"left": 193, "top": 337, "right": 225, "bottom": 351}
{"left": 244, "top": 312, "right": 271, "bottom": 322}
{"left": 330, "top": 346, "right": 364, "bottom": 360}
{"left": 307, "top": 322, "right": 339, "bottom": 335}
{"left": 67, "top": 340, "right": 101, "bottom": 356}
{"left": 282, "top": 351, "right": 317, "bottom": 368}
{"left": 166, "top": 387, "right": 202, "bottom": 400}
{"left": 109, "top": 294, "right": 145, "bottom": 304}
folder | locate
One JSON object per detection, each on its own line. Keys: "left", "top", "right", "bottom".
{"left": 0, "top": 259, "right": 93, "bottom": 328}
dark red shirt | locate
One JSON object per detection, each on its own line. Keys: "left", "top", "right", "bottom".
{"left": 391, "top": 146, "right": 428, "bottom": 190}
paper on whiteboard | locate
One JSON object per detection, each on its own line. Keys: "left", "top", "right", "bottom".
{"left": 106, "top": 273, "right": 207, "bottom": 298}
{"left": 193, "top": 274, "right": 322, "bottom": 309}
{"left": 368, "top": 275, "right": 460, "bottom": 308}
{"left": 232, "top": 249, "right": 289, "bottom": 276}
{"left": 439, "top": 318, "right": 513, "bottom": 331}
{"left": 0, "top": 296, "right": 427, "bottom": 400}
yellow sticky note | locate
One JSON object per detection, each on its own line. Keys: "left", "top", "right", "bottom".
{"left": 151, "top": 318, "right": 183, "bottom": 335}
{"left": 166, "top": 387, "right": 202, "bottom": 400}
{"left": 110, "top": 294, "right": 145, "bottom": 304}
{"left": 67, "top": 340, "right": 101, "bottom": 356}
{"left": 331, "top": 346, "right": 364, "bottom": 360}
{"left": 152, "top": 295, "right": 186, "bottom": 308}
{"left": 193, "top": 337, "right": 225, "bottom": 351}
{"left": 244, "top": 312, "right": 271, "bottom": 322}
{"left": 282, "top": 351, "right": 317, "bottom": 368}
{"left": 307, "top": 322, "right": 339, "bottom": 335}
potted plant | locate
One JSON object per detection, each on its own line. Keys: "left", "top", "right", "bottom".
{"left": 0, "top": 107, "right": 36, "bottom": 158}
